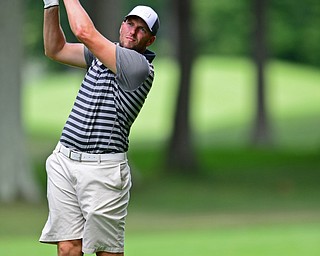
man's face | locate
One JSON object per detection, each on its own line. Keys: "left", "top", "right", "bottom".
{"left": 119, "top": 16, "right": 155, "bottom": 53}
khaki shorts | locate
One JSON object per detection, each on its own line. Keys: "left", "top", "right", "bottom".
{"left": 39, "top": 143, "right": 132, "bottom": 254}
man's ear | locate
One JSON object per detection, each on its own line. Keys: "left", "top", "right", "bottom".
{"left": 119, "top": 21, "right": 125, "bottom": 34}
{"left": 146, "top": 36, "right": 156, "bottom": 47}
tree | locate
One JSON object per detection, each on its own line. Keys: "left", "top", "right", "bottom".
{"left": 252, "top": 0, "right": 272, "bottom": 146}
{"left": 83, "top": 0, "right": 123, "bottom": 42}
{"left": 0, "top": 0, "right": 40, "bottom": 202}
{"left": 166, "top": 0, "right": 197, "bottom": 173}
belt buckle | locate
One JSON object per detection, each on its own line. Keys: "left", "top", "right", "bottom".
{"left": 69, "top": 150, "right": 82, "bottom": 161}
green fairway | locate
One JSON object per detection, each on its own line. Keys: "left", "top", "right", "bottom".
{"left": 1, "top": 202, "right": 320, "bottom": 256}
{"left": 125, "top": 223, "right": 320, "bottom": 256}
{"left": 3, "top": 225, "right": 320, "bottom": 256}
{"left": 1, "top": 208, "right": 320, "bottom": 255}
{"left": 3, "top": 57, "right": 318, "bottom": 255}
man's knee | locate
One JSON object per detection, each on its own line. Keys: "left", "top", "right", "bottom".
{"left": 96, "top": 252, "right": 123, "bottom": 256}
{"left": 58, "top": 240, "right": 83, "bottom": 256}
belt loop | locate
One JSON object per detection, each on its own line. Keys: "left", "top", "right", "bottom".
{"left": 98, "top": 154, "right": 101, "bottom": 164}
{"left": 56, "top": 142, "right": 62, "bottom": 153}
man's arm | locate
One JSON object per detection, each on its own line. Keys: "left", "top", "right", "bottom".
{"left": 63, "top": 0, "right": 117, "bottom": 73}
{"left": 43, "top": 6, "right": 87, "bottom": 68}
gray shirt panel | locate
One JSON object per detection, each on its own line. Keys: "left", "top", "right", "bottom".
{"left": 84, "top": 45, "right": 150, "bottom": 91}
{"left": 115, "top": 45, "right": 150, "bottom": 91}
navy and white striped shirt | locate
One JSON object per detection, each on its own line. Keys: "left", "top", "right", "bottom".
{"left": 60, "top": 45, "right": 156, "bottom": 153}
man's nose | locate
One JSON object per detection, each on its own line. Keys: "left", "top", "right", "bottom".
{"left": 129, "top": 26, "right": 137, "bottom": 35}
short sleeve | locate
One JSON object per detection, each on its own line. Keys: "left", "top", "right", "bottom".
{"left": 116, "top": 45, "right": 150, "bottom": 91}
{"left": 84, "top": 46, "right": 95, "bottom": 68}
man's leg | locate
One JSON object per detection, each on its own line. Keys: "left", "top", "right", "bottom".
{"left": 58, "top": 240, "right": 83, "bottom": 256}
{"left": 96, "top": 252, "right": 124, "bottom": 256}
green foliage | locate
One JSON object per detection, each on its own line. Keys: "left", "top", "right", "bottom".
{"left": 24, "top": 2, "right": 43, "bottom": 56}
{"left": 192, "top": 0, "right": 320, "bottom": 66}
{"left": 25, "top": 0, "right": 77, "bottom": 70}
{"left": 269, "top": 0, "right": 320, "bottom": 66}
{"left": 25, "top": 0, "right": 320, "bottom": 66}
{"left": 193, "top": 0, "right": 253, "bottom": 56}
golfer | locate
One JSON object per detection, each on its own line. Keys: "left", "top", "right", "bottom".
{"left": 39, "top": 1, "right": 159, "bottom": 255}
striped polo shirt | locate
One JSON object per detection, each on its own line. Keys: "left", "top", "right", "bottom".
{"left": 59, "top": 45, "right": 156, "bottom": 153}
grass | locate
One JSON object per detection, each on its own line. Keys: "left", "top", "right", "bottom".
{"left": 0, "top": 196, "right": 319, "bottom": 256}
{"left": 2, "top": 56, "right": 319, "bottom": 255}
{"left": 1, "top": 203, "right": 320, "bottom": 255}
{"left": 1, "top": 224, "right": 319, "bottom": 255}
{"left": 125, "top": 223, "right": 320, "bottom": 256}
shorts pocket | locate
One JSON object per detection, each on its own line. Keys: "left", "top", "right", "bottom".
{"left": 119, "top": 161, "right": 131, "bottom": 190}
{"left": 100, "top": 162, "right": 123, "bottom": 190}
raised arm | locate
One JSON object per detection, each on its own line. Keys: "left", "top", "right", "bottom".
{"left": 43, "top": 1, "right": 86, "bottom": 68}
{"left": 63, "top": 0, "right": 117, "bottom": 73}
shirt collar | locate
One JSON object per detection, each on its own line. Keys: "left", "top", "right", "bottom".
{"left": 116, "top": 42, "right": 156, "bottom": 63}
{"left": 143, "top": 49, "right": 156, "bottom": 63}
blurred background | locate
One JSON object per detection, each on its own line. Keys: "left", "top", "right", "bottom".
{"left": 0, "top": 0, "right": 320, "bottom": 255}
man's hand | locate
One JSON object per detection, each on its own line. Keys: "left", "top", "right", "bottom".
{"left": 43, "top": 0, "right": 59, "bottom": 9}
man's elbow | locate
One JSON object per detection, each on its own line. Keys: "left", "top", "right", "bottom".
{"left": 72, "top": 24, "right": 94, "bottom": 45}
{"left": 44, "top": 47, "right": 52, "bottom": 58}
{"left": 43, "top": 42, "right": 64, "bottom": 61}
{"left": 44, "top": 48, "right": 58, "bottom": 60}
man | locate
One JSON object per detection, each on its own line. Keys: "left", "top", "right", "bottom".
{"left": 39, "top": 1, "right": 160, "bottom": 255}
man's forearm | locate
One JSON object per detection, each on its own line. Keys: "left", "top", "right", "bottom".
{"left": 62, "top": 0, "right": 117, "bottom": 73}
{"left": 43, "top": 7, "right": 66, "bottom": 59}
{"left": 63, "top": 0, "right": 95, "bottom": 42}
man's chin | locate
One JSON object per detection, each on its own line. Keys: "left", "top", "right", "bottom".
{"left": 120, "top": 42, "right": 144, "bottom": 53}
{"left": 121, "top": 41, "right": 134, "bottom": 48}
{"left": 124, "top": 45, "right": 140, "bottom": 52}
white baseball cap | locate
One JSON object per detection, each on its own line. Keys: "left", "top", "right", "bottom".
{"left": 125, "top": 6, "right": 160, "bottom": 35}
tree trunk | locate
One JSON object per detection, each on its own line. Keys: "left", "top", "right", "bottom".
{"left": 0, "top": 0, "right": 40, "bottom": 202}
{"left": 166, "top": 0, "right": 197, "bottom": 173}
{"left": 252, "top": 0, "right": 272, "bottom": 146}
{"left": 84, "top": 0, "right": 123, "bottom": 42}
